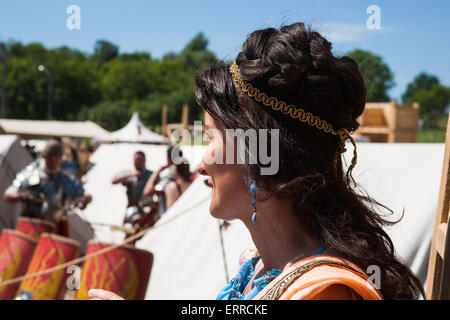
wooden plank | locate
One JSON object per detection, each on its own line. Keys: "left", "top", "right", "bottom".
{"left": 181, "top": 104, "right": 189, "bottom": 129}
{"left": 361, "top": 109, "right": 388, "bottom": 127}
{"left": 426, "top": 113, "right": 450, "bottom": 299}
{"left": 358, "top": 101, "right": 419, "bottom": 143}
{"left": 436, "top": 223, "right": 448, "bottom": 258}
{"left": 386, "top": 101, "right": 397, "bottom": 143}
{"left": 439, "top": 222, "right": 450, "bottom": 299}
{"left": 358, "top": 127, "right": 390, "bottom": 134}
{"left": 161, "top": 104, "right": 168, "bottom": 137}
{"left": 363, "top": 133, "right": 388, "bottom": 143}
{"left": 167, "top": 123, "right": 194, "bottom": 130}
{"left": 391, "top": 131, "right": 418, "bottom": 143}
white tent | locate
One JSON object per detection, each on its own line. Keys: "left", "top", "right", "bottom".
{"left": 0, "top": 119, "right": 109, "bottom": 139}
{"left": 79, "top": 142, "right": 444, "bottom": 299}
{"left": 96, "top": 112, "right": 168, "bottom": 144}
{"left": 81, "top": 143, "right": 206, "bottom": 243}
{"left": 0, "top": 135, "right": 33, "bottom": 234}
{"left": 346, "top": 143, "right": 444, "bottom": 287}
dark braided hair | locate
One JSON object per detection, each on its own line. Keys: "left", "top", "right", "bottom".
{"left": 194, "top": 22, "right": 424, "bottom": 299}
{"left": 175, "top": 161, "right": 192, "bottom": 183}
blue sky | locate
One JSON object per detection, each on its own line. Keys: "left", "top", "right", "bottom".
{"left": 0, "top": 0, "right": 449, "bottom": 100}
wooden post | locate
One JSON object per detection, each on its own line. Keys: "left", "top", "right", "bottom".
{"left": 388, "top": 100, "right": 397, "bottom": 143}
{"left": 161, "top": 104, "right": 168, "bottom": 137}
{"left": 181, "top": 104, "right": 189, "bottom": 130}
{"left": 425, "top": 113, "right": 450, "bottom": 299}
{"left": 412, "top": 102, "right": 420, "bottom": 142}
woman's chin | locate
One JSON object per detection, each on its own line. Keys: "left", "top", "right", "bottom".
{"left": 209, "top": 202, "right": 229, "bottom": 220}
{"left": 209, "top": 202, "right": 221, "bottom": 219}
{"left": 208, "top": 203, "right": 240, "bottom": 221}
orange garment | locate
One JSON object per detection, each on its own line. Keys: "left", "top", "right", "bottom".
{"left": 254, "top": 254, "right": 383, "bottom": 300}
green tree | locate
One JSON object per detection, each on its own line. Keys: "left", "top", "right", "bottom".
{"left": 402, "top": 73, "right": 439, "bottom": 104}
{"left": 99, "top": 59, "right": 156, "bottom": 101}
{"left": 92, "top": 40, "right": 119, "bottom": 63}
{"left": 347, "top": 49, "right": 395, "bottom": 102}
{"left": 133, "top": 90, "right": 197, "bottom": 126}
{"left": 8, "top": 42, "right": 47, "bottom": 63}
{"left": 402, "top": 73, "right": 450, "bottom": 127}
{"left": 78, "top": 100, "right": 131, "bottom": 131}
{"left": 3, "top": 57, "right": 47, "bottom": 119}
{"left": 1, "top": 42, "right": 101, "bottom": 120}
{"left": 50, "top": 58, "right": 100, "bottom": 120}
{"left": 178, "top": 33, "right": 217, "bottom": 72}
{"left": 119, "top": 52, "right": 151, "bottom": 61}
{"left": 0, "top": 33, "right": 218, "bottom": 128}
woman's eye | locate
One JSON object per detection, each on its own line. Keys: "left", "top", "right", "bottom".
{"left": 204, "top": 132, "right": 212, "bottom": 142}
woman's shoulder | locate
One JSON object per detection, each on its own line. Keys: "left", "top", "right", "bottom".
{"left": 164, "top": 180, "right": 178, "bottom": 193}
{"left": 255, "top": 254, "right": 383, "bottom": 300}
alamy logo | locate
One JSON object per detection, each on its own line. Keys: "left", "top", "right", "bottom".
{"left": 366, "top": 5, "right": 381, "bottom": 30}
{"left": 66, "top": 265, "right": 81, "bottom": 290}
{"left": 66, "top": 5, "right": 81, "bottom": 30}
{"left": 171, "top": 121, "right": 280, "bottom": 175}
{"left": 366, "top": 265, "right": 381, "bottom": 289}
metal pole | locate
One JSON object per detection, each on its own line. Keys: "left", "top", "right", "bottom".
{"left": 38, "top": 65, "right": 53, "bottom": 120}
{"left": 0, "top": 42, "right": 7, "bottom": 118}
{"left": 218, "top": 221, "right": 230, "bottom": 283}
{"left": 47, "top": 69, "right": 53, "bottom": 120}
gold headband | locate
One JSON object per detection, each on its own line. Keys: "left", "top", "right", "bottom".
{"left": 229, "top": 60, "right": 357, "bottom": 182}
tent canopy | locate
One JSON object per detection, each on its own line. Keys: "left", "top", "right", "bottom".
{"left": 0, "top": 119, "right": 109, "bottom": 139}
{"left": 96, "top": 112, "right": 168, "bottom": 144}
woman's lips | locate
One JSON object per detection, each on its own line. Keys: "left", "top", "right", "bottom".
{"left": 203, "top": 178, "right": 214, "bottom": 188}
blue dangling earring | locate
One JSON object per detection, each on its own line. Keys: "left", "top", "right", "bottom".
{"left": 250, "top": 181, "right": 256, "bottom": 224}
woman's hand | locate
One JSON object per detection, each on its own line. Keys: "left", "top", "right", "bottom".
{"left": 88, "top": 289, "right": 125, "bottom": 300}
{"left": 143, "top": 165, "right": 170, "bottom": 196}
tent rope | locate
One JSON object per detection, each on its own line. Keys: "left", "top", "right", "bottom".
{"left": 0, "top": 195, "right": 210, "bottom": 288}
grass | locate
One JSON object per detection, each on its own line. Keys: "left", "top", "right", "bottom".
{"left": 417, "top": 128, "right": 447, "bottom": 143}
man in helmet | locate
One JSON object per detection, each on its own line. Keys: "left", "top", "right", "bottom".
{"left": 4, "top": 139, "right": 92, "bottom": 236}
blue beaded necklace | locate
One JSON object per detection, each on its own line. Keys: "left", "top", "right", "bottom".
{"left": 223, "top": 246, "right": 327, "bottom": 300}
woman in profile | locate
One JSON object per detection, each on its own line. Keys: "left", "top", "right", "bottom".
{"left": 89, "top": 22, "right": 424, "bottom": 300}
{"left": 164, "top": 162, "right": 193, "bottom": 210}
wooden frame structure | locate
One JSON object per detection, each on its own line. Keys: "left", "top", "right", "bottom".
{"left": 161, "top": 104, "right": 196, "bottom": 145}
{"left": 356, "top": 101, "right": 420, "bottom": 142}
{"left": 426, "top": 113, "right": 450, "bottom": 299}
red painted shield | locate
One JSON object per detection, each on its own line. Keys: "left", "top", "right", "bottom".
{"left": 15, "top": 233, "right": 80, "bottom": 300}
{"left": 76, "top": 242, "right": 153, "bottom": 300}
{"left": 16, "top": 217, "right": 55, "bottom": 241}
{"left": 0, "top": 230, "right": 37, "bottom": 300}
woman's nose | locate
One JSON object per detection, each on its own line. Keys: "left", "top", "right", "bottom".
{"left": 196, "top": 162, "right": 208, "bottom": 176}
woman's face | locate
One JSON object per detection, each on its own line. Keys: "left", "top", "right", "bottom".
{"left": 197, "top": 113, "right": 252, "bottom": 221}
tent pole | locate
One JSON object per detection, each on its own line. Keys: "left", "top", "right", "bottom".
{"left": 218, "top": 221, "right": 230, "bottom": 283}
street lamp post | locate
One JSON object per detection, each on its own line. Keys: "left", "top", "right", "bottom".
{"left": 38, "top": 64, "right": 53, "bottom": 120}
{"left": 0, "top": 42, "right": 7, "bottom": 118}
